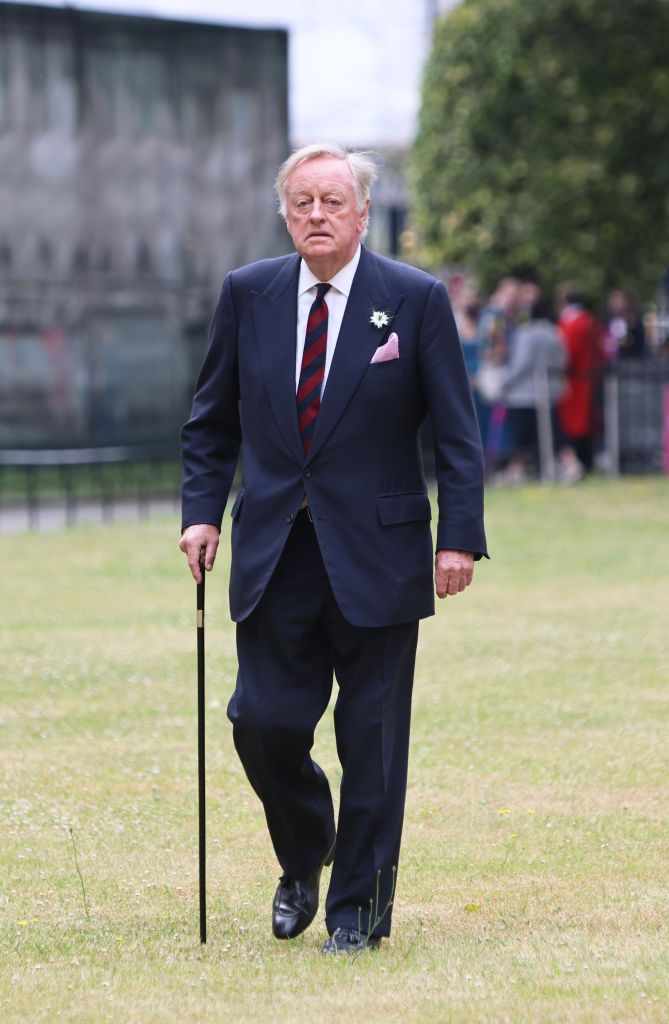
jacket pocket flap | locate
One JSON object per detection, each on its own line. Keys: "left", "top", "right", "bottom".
{"left": 230, "top": 489, "right": 244, "bottom": 519}
{"left": 376, "top": 492, "right": 432, "bottom": 525}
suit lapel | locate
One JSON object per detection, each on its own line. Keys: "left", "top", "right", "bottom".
{"left": 306, "top": 247, "right": 404, "bottom": 464}
{"left": 252, "top": 254, "right": 304, "bottom": 463}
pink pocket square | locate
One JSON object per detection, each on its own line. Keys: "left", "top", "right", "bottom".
{"left": 370, "top": 332, "right": 399, "bottom": 364}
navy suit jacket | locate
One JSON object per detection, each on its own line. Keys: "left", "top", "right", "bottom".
{"left": 181, "top": 245, "right": 487, "bottom": 627}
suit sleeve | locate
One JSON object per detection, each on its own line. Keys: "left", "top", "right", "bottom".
{"left": 180, "top": 273, "right": 242, "bottom": 532}
{"left": 418, "top": 280, "right": 488, "bottom": 559}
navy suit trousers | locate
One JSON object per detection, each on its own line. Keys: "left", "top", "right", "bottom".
{"left": 228, "top": 509, "right": 419, "bottom": 938}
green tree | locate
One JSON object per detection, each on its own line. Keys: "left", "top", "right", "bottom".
{"left": 410, "top": 0, "right": 669, "bottom": 299}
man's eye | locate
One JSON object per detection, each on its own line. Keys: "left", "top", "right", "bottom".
{"left": 326, "top": 199, "right": 341, "bottom": 207}
{"left": 295, "top": 199, "right": 310, "bottom": 209}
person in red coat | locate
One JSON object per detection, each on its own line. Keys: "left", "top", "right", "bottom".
{"left": 555, "top": 287, "right": 606, "bottom": 479}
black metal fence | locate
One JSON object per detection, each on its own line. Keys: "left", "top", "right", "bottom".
{"left": 1, "top": 358, "right": 668, "bottom": 531}
{"left": 612, "top": 359, "right": 669, "bottom": 473}
{"left": 0, "top": 442, "right": 181, "bottom": 530}
{"left": 423, "top": 357, "right": 669, "bottom": 482}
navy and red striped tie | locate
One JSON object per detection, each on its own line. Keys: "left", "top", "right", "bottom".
{"left": 297, "top": 282, "right": 330, "bottom": 455}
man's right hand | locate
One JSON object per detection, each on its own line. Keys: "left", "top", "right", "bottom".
{"left": 179, "top": 524, "right": 221, "bottom": 584}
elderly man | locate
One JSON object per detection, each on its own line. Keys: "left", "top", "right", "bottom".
{"left": 180, "top": 143, "right": 487, "bottom": 954}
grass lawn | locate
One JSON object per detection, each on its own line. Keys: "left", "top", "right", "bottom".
{"left": 1, "top": 477, "right": 668, "bottom": 1023}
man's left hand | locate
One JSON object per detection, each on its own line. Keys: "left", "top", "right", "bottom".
{"left": 435, "top": 549, "right": 475, "bottom": 599}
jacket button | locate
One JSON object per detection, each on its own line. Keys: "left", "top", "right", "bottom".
{"left": 304, "top": 469, "right": 312, "bottom": 479}
{"left": 286, "top": 514, "right": 294, "bottom": 524}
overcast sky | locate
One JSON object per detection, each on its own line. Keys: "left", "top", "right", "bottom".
{"left": 13, "top": 0, "right": 459, "bottom": 145}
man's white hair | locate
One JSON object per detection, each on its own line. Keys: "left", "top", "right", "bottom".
{"left": 274, "top": 142, "right": 377, "bottom": 221}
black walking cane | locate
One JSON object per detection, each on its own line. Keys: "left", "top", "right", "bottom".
{"left": 196, "top": 556, "right": 207, "bottom": 944}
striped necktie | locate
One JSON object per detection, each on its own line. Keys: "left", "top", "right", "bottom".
{"left": 297, "top": 282, "right": 330, "bottom": 455}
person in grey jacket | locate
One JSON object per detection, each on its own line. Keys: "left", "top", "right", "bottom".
{"left": 499, "top": 298, "right": 566, "bottom": 482}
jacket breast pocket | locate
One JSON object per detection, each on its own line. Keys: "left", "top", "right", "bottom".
{"left": 376, "top": 491, "right": 432, "bottom": 525}
{"left": 362, "top": 359, "right": 403, "bottom": 379}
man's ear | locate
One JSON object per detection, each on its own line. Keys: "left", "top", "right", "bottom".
{"left": 358, "top": 199, "right": 370, "bottom": 233}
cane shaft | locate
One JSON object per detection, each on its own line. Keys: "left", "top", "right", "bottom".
{"left": 196, "top": 570, "right": 206, "bottom": 944}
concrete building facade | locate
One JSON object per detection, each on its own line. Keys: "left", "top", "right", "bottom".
{"left": 0, "top": 2, "right": 289, "bottom": 446}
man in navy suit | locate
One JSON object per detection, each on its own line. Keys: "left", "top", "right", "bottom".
{"left": 180, "top": 143, "right": 487, "bottom": 954}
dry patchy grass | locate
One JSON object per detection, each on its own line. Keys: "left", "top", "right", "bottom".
{"left": 1, "top": 477, "right": 668, "bottom": 1023}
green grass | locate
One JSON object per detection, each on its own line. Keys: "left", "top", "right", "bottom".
{"left": 1, "top": 477, "right": 668, "bottom": 1023}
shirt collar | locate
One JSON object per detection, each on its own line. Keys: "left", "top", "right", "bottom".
{"left": 298, "top": 245, "right": 361, "bottom": 298}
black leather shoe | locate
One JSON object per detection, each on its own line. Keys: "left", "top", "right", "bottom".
{"left": 321, "top": 927, "right": 382, "bottom": 954}
{"left": 272, "top": 840, "right": 336, "bottom": 940}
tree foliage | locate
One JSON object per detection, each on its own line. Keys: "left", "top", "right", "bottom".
{"left": 410, "top": 0, "right": 669, "bottom": 299}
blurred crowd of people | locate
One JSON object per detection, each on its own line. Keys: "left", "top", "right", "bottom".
{"left": 450, "top": 273, "right": 650, "bottom": 484}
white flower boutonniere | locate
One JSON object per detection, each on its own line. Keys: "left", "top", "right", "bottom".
{"left": 369, "top": 309, "right": 391, "bottom": 329}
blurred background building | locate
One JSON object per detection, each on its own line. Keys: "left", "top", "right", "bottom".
{"left": 0, "top": 0, "right": 459, "bottom": 451}
{"left": 0, "top": 1, "right": 288, "bottom": 446}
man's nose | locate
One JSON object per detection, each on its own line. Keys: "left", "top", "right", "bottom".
{"left": 310, "top": 200, "right": 326, "bottom": 222}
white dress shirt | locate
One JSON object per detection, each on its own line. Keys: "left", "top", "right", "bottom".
{"left": 295, "top": 245, "right": 361, "bottom": 392}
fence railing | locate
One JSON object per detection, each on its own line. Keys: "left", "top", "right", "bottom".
{"left": 425, "top": 358, "right": 669, "bottom": 482}
{"left": 1, "top": 359, "right": 668, "bottom": 531}
{"left": 0, "top": 442, "right": 180, "bottom": 530}
{"left": 536, "top": 359, "right": 669, "bottom": 479}
{"left": 609, "top": 359, "right": 669, "bottom": 473}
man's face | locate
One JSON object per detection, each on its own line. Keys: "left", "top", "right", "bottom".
{"left": 519, "top": 281, "right": 540, "bottom": 311}
{"left": 497, "top": 280, "right": 519, "bottom": 315}
{"left": 284, "top": 156, "right": 369, "bottom": 276}
{"left": 608, "top": 290, "right": 626, "bottom": 315}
